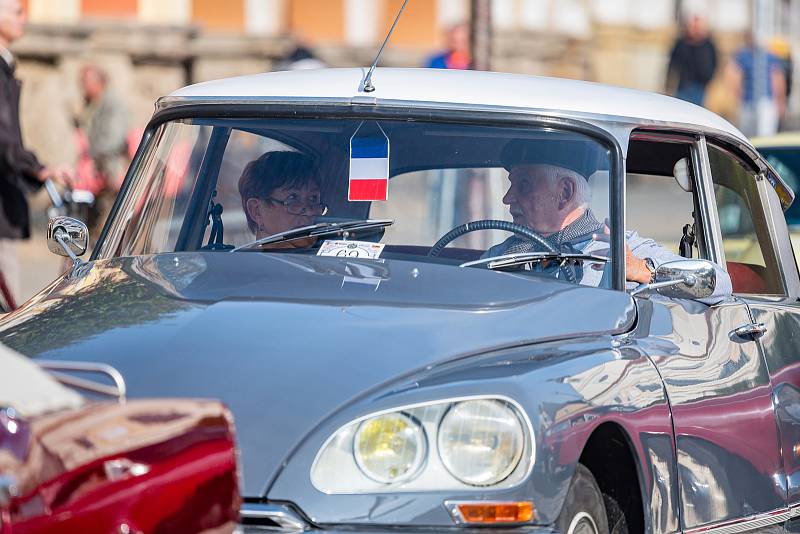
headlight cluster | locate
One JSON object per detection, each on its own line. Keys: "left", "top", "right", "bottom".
{"left": 311, "top": 397, "right": 533, "bottom": 494}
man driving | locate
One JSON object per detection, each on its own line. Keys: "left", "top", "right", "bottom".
{"left": 485, "top": 140, "right": 732, "bottom": 302}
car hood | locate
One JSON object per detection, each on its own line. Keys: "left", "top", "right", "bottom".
{"left": 0, "top": 252, "right": 635, "bottom": 496}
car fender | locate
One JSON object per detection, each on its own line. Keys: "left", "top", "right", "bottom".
{"left": 267, "top": 335, "right": 676, "bottom": 532}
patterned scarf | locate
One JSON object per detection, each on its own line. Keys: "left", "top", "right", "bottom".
{"left": 504, "top": 210, "right": 604, "bottom": 255}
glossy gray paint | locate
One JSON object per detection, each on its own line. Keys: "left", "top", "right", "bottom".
{"left": 747, "top": 300, "right": 800, "bottom": 504}
{"left": 0, "top": 247, "right": 680, "bottom": 529}
{"left": 0, "top": 251, "right": 636, "bottom": 500}
{"left": 269, "top": 337, "right": 673, "bottom": 530}
{"left": 741, "top": 177, "right": 800, "bottom": 508}
{"left": 629, "top": 296, "right": 785, "bottom": 530}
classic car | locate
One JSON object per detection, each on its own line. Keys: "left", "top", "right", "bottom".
{"left": 1, "top": 67, "right": 799, "bottom": 534}
{"left": 0, "top": 343, "right": 240, "bottom": 533}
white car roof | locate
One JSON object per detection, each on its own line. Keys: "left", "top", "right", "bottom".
{"left": 167, "top": 68, "right": 746, "bottom": 142}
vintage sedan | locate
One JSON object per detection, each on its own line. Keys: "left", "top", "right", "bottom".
{"left": 0, "top": 343, "right": 240, "bottom": 533}
{"left": 1, "top": 68, "right": 799, "bottom": 534}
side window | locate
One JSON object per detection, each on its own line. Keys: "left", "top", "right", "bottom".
{"left": 202, "top": 129, "right": 298, "bottom": 248}
{"left": 625, "top": 138, "right": 704, "bottom": 259}
{"left": 707, "top": 144, "right": 784, "bottom": 295}
{"left": 111, "top": 121, "right": 211, "bottom": 257}
{"left": 626, "top": 171, "right": 697, "bottom": 256}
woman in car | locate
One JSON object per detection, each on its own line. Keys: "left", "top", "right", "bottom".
{"left": 238, "top": 151, "right": 326, "bottom": 249}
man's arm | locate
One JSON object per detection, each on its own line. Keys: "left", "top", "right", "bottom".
{"left": 626, "top": 231, "right": 733, "bottom": 304}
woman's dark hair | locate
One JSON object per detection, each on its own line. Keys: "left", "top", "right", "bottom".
{"left": 238, "top": 151, "right": 320, "bottom": 232}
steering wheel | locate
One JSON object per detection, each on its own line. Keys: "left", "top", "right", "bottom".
{"left": 428, "top": 219, "right": 557, "bottom": 257}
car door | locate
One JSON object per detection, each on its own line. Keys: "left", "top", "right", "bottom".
{"left": 626, "top": 134, "right": 786, "bottom": 530}
{"left": 711, "top": 143, "right": 800, "bottom": 511}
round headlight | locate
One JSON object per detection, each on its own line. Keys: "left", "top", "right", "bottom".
{"left": 354, "top": 413, "right": 427, "bottom": 484}
{"left": 438, "top": 399, "right": 524, "bottom": 486}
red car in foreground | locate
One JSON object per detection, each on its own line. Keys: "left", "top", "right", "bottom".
{"left": 0, "top": 347, "right": 240, "bottom": 534}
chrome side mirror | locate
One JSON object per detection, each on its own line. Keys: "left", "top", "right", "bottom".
{"left": 632, "top": 259, "right": 716, "bottom": 300}
{"left": 47, "top": 216, "right": 88, "bottom": 267}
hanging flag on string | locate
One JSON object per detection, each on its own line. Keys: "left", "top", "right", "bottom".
{"left": 349, "top": 122, "right": 389, "bottom": 201}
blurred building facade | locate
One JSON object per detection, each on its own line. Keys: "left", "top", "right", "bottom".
{"left": 10, "top": 0, "right": 800, "bottom": 171}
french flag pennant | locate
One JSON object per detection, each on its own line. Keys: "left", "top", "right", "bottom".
{"left": 349, "top": 122, "right": 389, "bottom": 201}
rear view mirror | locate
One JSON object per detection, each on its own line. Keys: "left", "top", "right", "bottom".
{"left": 632, "top": 259, "right": 716, "bottom": 300}
{"left": 47, "top": 216, "right": 88, "bottom": 267}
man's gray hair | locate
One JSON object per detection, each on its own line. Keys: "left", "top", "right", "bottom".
{"left": 529, "top": 164, "right": 591, "bottom": 209}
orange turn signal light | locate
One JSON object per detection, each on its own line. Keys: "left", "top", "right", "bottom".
{"left": 449, "top": 501, "right": 534, "bottom": 524}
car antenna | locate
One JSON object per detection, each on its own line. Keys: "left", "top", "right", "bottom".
{"left": 362, "top": 0, "right": 409, "bottom": 93}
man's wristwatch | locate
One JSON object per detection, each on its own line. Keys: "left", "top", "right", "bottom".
{"left": 644, "top": 257, "right": 657, "bottom": 284}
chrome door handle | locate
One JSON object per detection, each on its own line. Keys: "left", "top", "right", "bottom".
{"left": 733, "top": 322, "right": 767, "bottom": 339}
{"left": 0, "top": 474, "right": 18, "bottom": 507}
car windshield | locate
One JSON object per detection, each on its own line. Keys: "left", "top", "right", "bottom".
{"left": 758, "top": 147, "right": 800, "bottom": 225}
{"left": 99, "top": 116, "right": 614, "bottom": 288}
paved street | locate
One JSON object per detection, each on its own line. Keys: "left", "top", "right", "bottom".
{"left": 17, "top": 233, "right": 62, "bottom": 303}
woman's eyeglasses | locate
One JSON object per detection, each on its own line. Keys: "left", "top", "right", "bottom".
{"left": 266, "top": 196, "right": 328, "bottom": 216}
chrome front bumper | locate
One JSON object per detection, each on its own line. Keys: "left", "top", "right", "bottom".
{"left": 237, "top": 502, "right": 557, "bottom": 533}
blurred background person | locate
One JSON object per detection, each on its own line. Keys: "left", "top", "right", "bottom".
{"left": 727, "top": 32, "right": 787, "bottom": 137}
{"left": 0, "top": 0, "right": 58, "bottom": 305}
{"left": 76, "top": 63, "right": 129, "bottom": 236}
{"left": 275, "top": 43, "right": 326, "bottom": 71}
{"left": 424, "top": 22, "right": 479, "bottom": 244}
{"left": 665, "top": 12, "right": 718, "bottom": 106}
{"left": 425, "top": 22, "right": 473, "bottom": 70}
{"left": 768, "top": 35, "right": 794, "bottom": 130}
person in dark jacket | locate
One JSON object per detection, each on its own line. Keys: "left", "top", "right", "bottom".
{"left": 665, "top": 13, "right": 718, "bottom": 107}
{"left": 0, "top": 0, "right": 56, "bottom": 302}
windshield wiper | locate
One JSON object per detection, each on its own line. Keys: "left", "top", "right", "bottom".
{"left": 460, "top": 251, "right": 609, "bottom": 271}
{"left": 232, "top": 219, "right": 394, "bottom": 252}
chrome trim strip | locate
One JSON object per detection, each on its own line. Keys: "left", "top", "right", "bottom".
{"left": 444, "top": 500, "right": 467, "bottom": 525}
{"left": 692, "top": 137, "right": 726, "bottom": 266}
{"left": 37, "top": 360, "right": 127, "bottom": 401}
{"left": 0, "top": 474, "right": 18, "bottom": 507}
{"left": 567, "top": 511, "right": 599, "bottom": 534}
{"left": 754, "top": 177, "right": 793, "bottom": 296}
{"left": 685, "top": 506, "right": 800, "bottom": 534}
{"left": 240, "top": 503, "right": 308, "bottom": 531}
{"left": 154, "top": 95, "right": 739, "bottom": 143}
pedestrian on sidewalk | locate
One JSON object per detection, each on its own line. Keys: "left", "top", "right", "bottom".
{"left": 665, "top": 12, "right": 718, "bottom": 107}
{"left": 77, "top": 63, "right": 129, "bottom": 237}
{"left": 727, "top": 33, "right": 787, "bottom": 137}
{"left": 0, "top": 0, "right": 58, "bottom": 304}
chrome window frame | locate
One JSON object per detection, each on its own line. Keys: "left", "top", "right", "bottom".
{"left": 625, "top": 131, "right": 721, "bottom": 264}
{"left": 693, "top": 136, "right": 726, "bottom": 265}
{"left": 704, "top": 137, "right": 791, "bottom": 299}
